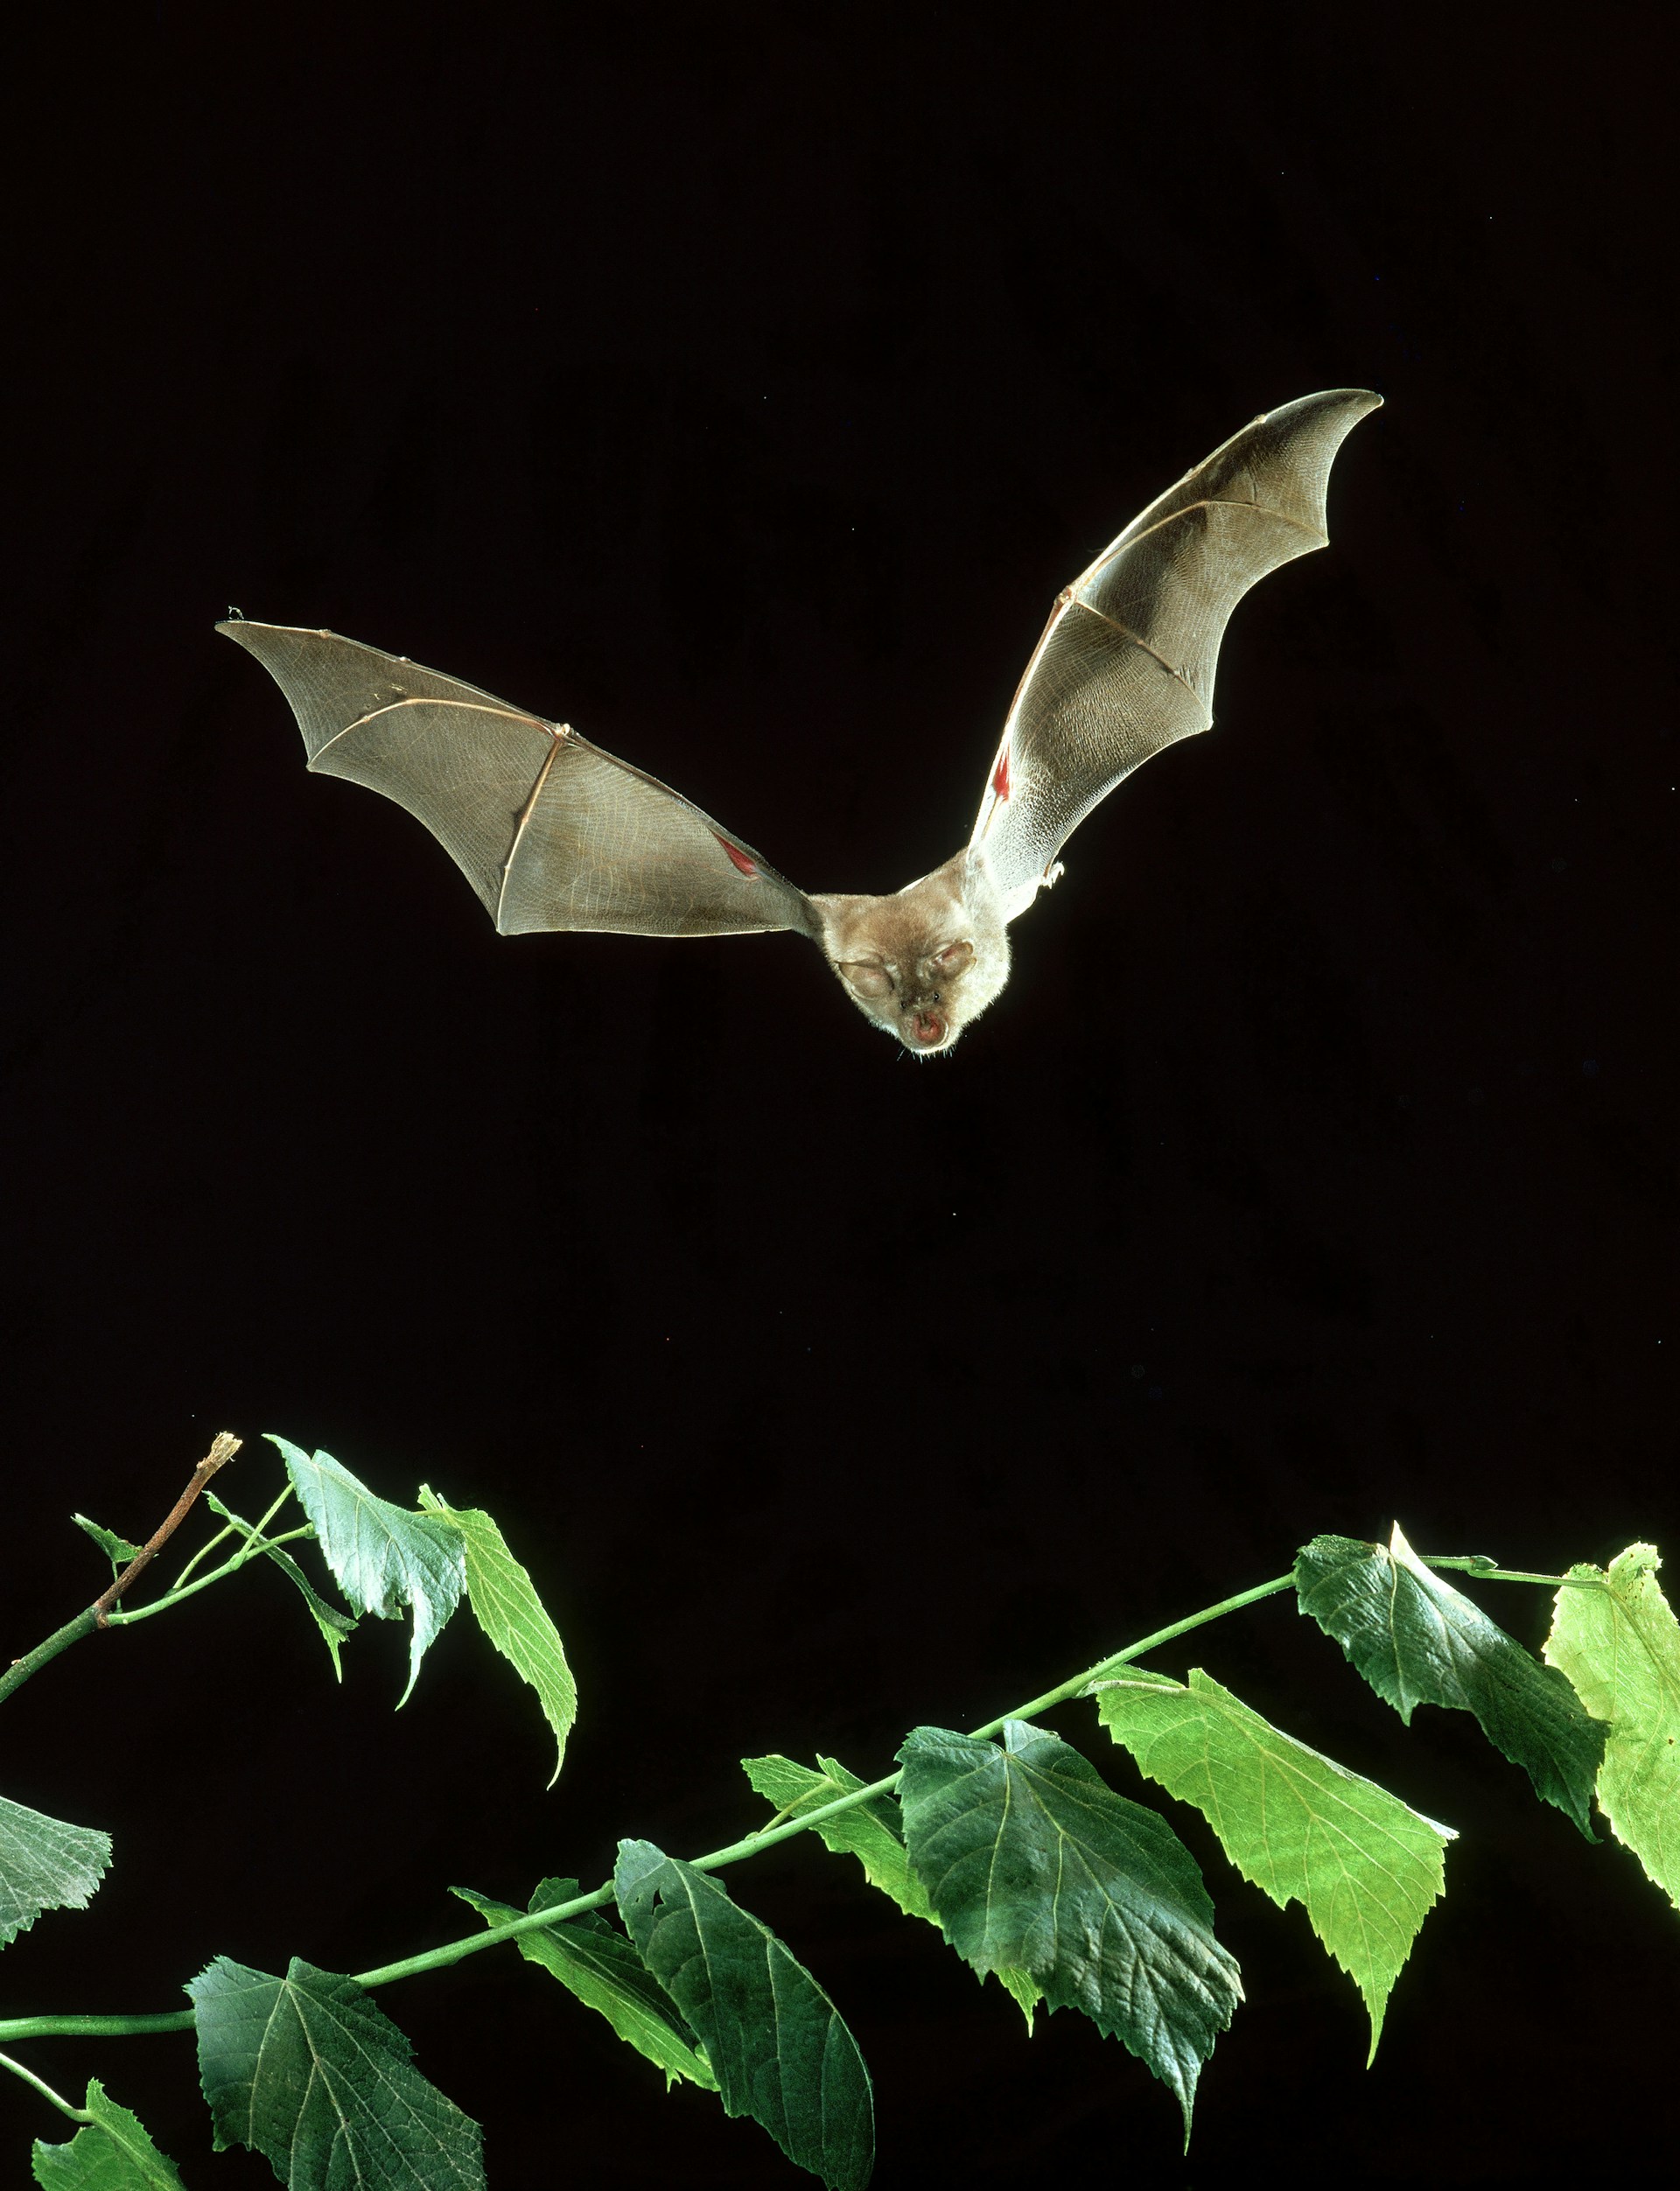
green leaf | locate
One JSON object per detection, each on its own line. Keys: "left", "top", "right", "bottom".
{"left": 1295, "top": 1523, "right": 1607, "bottom": 1835}
{"left": 418, "top": 1488, "right": 577, "bottom": 1784}
{"left": 1544, "top": 1544, "right": 1680, "bottom": 1909}
{"left": 188, "top": 1954, "right": 483, "bottom": 2190}
{"left": 71, "top": 1516, "right": 142, "bottom": 1572}
{"left": 266, "top": 1436, "right": 464, "bottom": 1704}
{"left": 614, "top": 1839, "right": 873, "bottom": 2191}
{"left": 0, "top": 1795, "right": 111, "bottom": 1950}
{"left": 204, "top": 1492, "right": 357, "bottom": 1678}
{"left": 32, "top": 2079, "right": 185, "bottom": 2190}
{"left": 260, "top": 1545, "right": 358, "bottom": 1676}
{"left": 897, "top": 1721, "right": 1242, "bottom": 2142}
{"left": 741, "top": 1752, "right": 1041, "bottom": 2028}
{"left": 1093, "top": 1669, "right": 1454, "bottom": 2056}
{"left": 452, "top": 1878, "right": 717, "bottom": 2091}
{"left": 741, "top": 1754, "right": 932, "bottom": 1922}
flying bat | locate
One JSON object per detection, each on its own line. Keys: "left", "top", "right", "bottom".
{"left": 220, "top": 388, "right": 1379, "bottom": 1053}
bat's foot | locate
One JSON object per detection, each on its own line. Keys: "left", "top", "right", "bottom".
{"left": 1040, "top": 861, "right": 1066, "bottom": 892}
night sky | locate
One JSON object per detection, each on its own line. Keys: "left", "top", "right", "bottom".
{"left": 4, "top": 9, "right": 1675, "bottom": 2185}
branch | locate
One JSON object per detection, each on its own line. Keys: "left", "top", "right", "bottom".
{"left": 0, "top": 1543, "right": 1585, "bottom": 2034}
{"left": 93, "top": 1433, "right": 242, "bottom": 1620}
{"left": 0, "top": 1433, "right": 241, "bottom": 1706}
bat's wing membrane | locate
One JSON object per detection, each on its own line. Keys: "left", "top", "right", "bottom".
{"left": 218, "top": 622, "right": 816, "bottom": 939}
{"left": 970, "top": 389, "right": 1381, "bottom": 916}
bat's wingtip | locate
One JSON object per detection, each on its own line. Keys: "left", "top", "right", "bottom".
{"left": 1263, "top": 387, "right": 1383, "bottom": 425}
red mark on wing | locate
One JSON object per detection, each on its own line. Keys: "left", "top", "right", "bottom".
{"left": 717, "top": 836, "right": 759, "bottom": 876}
{"left": 991, "top": 747, "right": 1012, "bottom": 802}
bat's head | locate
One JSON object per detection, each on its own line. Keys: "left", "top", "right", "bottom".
{"left": 813, "top": 851, "right": 1011, "bottom": 1056}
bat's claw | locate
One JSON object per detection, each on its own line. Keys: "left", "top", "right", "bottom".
{"left": 1041, "top": 861, "right": 1066, "bottom": 892}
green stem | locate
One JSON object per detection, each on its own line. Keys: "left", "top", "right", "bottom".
{"left": 1422, "top": 1558, "right": 1600, "bottom": 1587}
{"left": 185, "top": 1486, "right": 298, "bottom": 1584}
{"left": 0, "top": 2012, "right": 196, "bottom": 2044}
{"left": 0, "top": 2048, "right": 94, "bottom": 2121}
{"left": 354, "top": 1570, "right": 1302, "bottom": 1988}
{"left": 105, "top": 1527, "right": 317, "bottom": 1628}
{"left": 1, "top": 1435, "right": 243, "bottom": 1704}
{"left": 0, "top": 1546, "right": 1588, "bottom": 2029}
{"left": 0, "top": 1610, "right": 99, "bottom": 1707}
{"left": 165, "top": 1483, "right": 296, "bottom": 1592}
{"left": 167, "top": 1522, "right": 240, "bottom": 1592}
{"left": 970, "top": 1572, "right": 1298, "bottom": 1736}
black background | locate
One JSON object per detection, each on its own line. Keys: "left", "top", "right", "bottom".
{"left": 4, "top": 7, "right": 1675, "bottom": 2185}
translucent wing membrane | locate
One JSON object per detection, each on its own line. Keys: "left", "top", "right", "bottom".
{"left": 972, "top": 388, "right": 1380, "bottom": 912}
{"left": 218, "top": 621, "right": 816, "bottom": 939}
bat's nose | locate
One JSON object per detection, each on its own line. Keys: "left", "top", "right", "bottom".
{"left": 907, "top": 1008, "right": 948, "bottom": 1047}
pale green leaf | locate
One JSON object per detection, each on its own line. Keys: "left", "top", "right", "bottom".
{"left": 1093, "top": 1669, "right": 1454, "bottom": 2056}
{"left": 188, "top": 1954, "right": 483, "bottom": 2189}
{"left": 418, "top": 1488, "right": 576, "bottom": 1784}
{"left": 898, "top": 1722, "right": 1242, "bottom": 2142}
{"left": 1296, "top": 1523, "right": 1606, "bottom": 1834}
{"left": 615, "top": 1839, "right": 873, "bottom": 2191}
{"left": 266, "top": 1436, "right": 464, "bottom": 1704}
{"left": 1545, "top": 1544, "right": 1680, "bottom": 1910}
{"left": 452, "top": 1878, "right": 716, "bottom": 2091}
{"left": 741, "top": 1752, "right": 1040, "bottom": 2027}
{"left": 32, "top": 2079, "right": 185, "bottom": 2189}
{"left": 741, "top": 1754, "right": 932, "bottom": 1922}
{"left": 0, "top": 1796, "right": 111, "bottom": 1950}
{"left": 71, "top": 1516, "right": 142, "bottom": 1572}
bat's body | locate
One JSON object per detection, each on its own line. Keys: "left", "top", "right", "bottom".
{"left": 221, "top": 389, "right": 1379, "bottom": 1052}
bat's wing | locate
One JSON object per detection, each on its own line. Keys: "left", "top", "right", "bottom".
{"left": 970, "top": 389, "right": 1381, "bottom": 917}
{"left": 218, "top": 621, "right": 817, "bottom": 939}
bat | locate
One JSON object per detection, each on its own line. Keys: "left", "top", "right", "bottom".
{"left": 220, "top": 388, "right": 1379, "bottom": 1053}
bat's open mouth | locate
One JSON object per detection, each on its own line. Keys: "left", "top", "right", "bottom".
{"left": 907, "top": 1009, "right": 948, "bottom": 1047}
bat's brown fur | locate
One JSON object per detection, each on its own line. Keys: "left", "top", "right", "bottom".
{"left": 812, "top": 850, "right": 1010, "bottom": 1055}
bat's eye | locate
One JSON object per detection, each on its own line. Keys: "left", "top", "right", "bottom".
{"left": 839, "top": 961, "right": 892, "bottom": 999}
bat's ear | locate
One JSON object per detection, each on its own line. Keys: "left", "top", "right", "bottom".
{"left": 838, "top": 960, "right": 893, "bottom": 998}
{"left": 930, "top": 941, "right": 975, "bottom": 975}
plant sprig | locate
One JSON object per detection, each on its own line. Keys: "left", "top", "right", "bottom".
{"left": 2, "top": 1432, "right": 1670, "bottom": 2191}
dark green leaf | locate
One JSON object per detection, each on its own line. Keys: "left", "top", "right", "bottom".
{"left": 204, "top": 1492, "right": 356, "bottom": 1677}
{"left": 266, "top": 1437, "right": 464, "bottom": 1704}
{"left": 71, "top": 1516, "right": 142, "bottom": 1571}
{"left": 259, "top": 1545, "right": 358, "bottom": 1676}
{"left": 32, "top": 2079, "right": 185, "bottom": 2189}
{"left": 0, "top": 1795, "right": 111, "bottom": 1950}
{"left": 615, "top": 1840, "right": 873, "bottom": 2191}
{"left": 188, "top": 1955, "right": 483, "bottom": 2190}
{"left": 898, "top": 1721, "right": 1242, "bottom": 2141}
{"left": 419, "top": 1488, "right": 577, "bottom": 1783}
{"left": 452, "top": 1878, "right": 715, "bottom": 2091}
{"left": 1296, "top": 1524, "right": 1607, "bottom": 1835}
